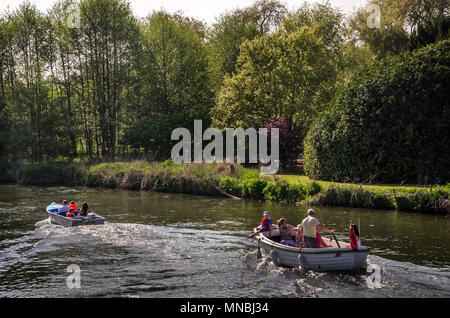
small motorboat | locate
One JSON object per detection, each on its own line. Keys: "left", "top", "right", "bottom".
{"left": 46, "top": 203, "right": 105, "bottom": 227}
{"left": 251, "top": 227, "right": 368, "bottom": 271}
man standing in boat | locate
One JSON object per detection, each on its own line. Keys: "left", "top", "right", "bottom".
{"left": 300, "top": 209, "right": 334, "bottom": 248}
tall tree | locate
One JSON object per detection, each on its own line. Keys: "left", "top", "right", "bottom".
{"left": 211, "top": 25, "right": 339, "bottom": 132}
{"left": 122, "top": 11, "right": 213, "bottom": 158}
{"left": 348, "top": 0, "right": 449, "bottom": 58}
{"left": 207, "top": 0, "right": 287, "bottom": 92}
{"left": 80, "top": 0, "right": 140, "bottom": 159}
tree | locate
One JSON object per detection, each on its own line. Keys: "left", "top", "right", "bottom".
{"left": 348, "top": 0, "right": 449, "bottom": 58}
{"left": 304, "top": 40, "right": 450, "bottom": 184}
{"left": 211, "top": 25, "right": 340, "bottom": 131}
{"left": 282, "top": 1, "right": 344, "bottom": 53}
{"left": 266, "top": 116, "right": 304, "bottom": 168}
{"left": 122, "top": 11, "right": 213, "bottom": 158}
{"left": 79, "top": 0, "right": 141, "bottom": 159}
{"left": 207, "top": 0, "right": 287, "bottom": 91}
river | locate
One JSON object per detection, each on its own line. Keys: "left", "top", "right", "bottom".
{"left": 0, "top": 184, "right": 449, "bottom": 297}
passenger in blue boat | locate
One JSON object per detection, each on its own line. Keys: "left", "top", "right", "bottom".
{"left": 57, "top": 200, "right": 70, "bottom": 216}
{"left": 277, "top": 218, "right": 297, "bottom": 246}
{"left": 66, "top": 208, "right": 75, "bottom": 217}
{"left": 69, "top": 201, "right": 78, "bottom": 215}
{"left": 79, "top": 202, "right": 91, "bottom": 216}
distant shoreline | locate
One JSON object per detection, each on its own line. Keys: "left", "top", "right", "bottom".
{"left": 1, "top": 160, "right": 448, "bottom": 215}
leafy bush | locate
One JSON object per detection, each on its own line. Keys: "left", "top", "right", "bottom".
{"left": 303, "top": 181, "right": 321, "bottom": 196}
{"left": 219, "top": 176, "right": 242, "bottom": 197}
{"left": 242, "top": 178, "right": 268, "bottom": 200}
{"left": 394, "top": 189, "right": 449, "bottom": 213}
{"left": 304, "top": 40, "right": 450, "bottom": 184}
{"left": 18, "top": 163, "right": 85, "bottom": 186}
{"left": 262, "top": 181, "right": 306, "bottom": 202}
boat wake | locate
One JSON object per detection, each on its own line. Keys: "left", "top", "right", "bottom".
{"left": 249, "top": 249, "right": 450, "bottom": 297}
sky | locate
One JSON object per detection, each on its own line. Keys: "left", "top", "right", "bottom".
{"left": 0, "top": 0, "right": 368, "bottom": 24}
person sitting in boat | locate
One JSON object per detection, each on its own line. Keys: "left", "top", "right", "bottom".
{"left": 57, "top": 200, "right": 70, "bottom": 216}
{"left": 260, "top": 211, "right": 273, "bottom": 232}
{"left": 79, "top": 202, "right": 91, "bottom": 216}
{"left": 301, "top": 209, "right": 334, "bottom": 248}
{"left": 69, "top": 201, "right": 78, "bottom": 214}
{"left": 277, "top": 218, "right": 297, "bottom": 246}
{"left": 66, "top": 208, "right": 75, "bottom": 218}
{"left": 316, "top": 231, "right": 332, "bottom": 248}
{"left": 295, "top": 224, "right": 303, "bottom": 247}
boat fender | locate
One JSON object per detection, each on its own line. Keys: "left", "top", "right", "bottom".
{"left": 256, "top": 240, "right": 262, "bottom": 259}
{"left": 256, "top": 248, "right": 262, "bottom": 259}
{"left": 298, "top": 254, "right": 308, "bottom": 270}
{"left": 270, "top": 250, "right": 281, "bottom": 267}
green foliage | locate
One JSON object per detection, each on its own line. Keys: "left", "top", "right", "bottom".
{"left": 121, "top": 114, "right": 185, "bottom": 160}
{"left": 242, "top": 178, "right": 268, "bottom": 200}
{"left": 262, "top": 181, "right": 305, "bottom": 202}
{"left": 304, "top": 40, "right": 450, "bottom": 184}
{"left": 139, "top": 11, "right": 213, "bottom": 122}
{"left": 219, "top": 176, "right": 243, "bottom": 197}
{"left": 348, "top": 0, "right": 449, "bottom": 59}
{"left": 394, "top": 189, "right": 449, "bottom": 213}
{"left": 211, "top": 24, "right": 340, "bottom": 130}
{"left": 18, "top": 163, "right": 86, "bottom": 186}
{"left": 0, "top": 159, "right": 14, "bottom": 183}
{"left": 303, "top": 181, "right": 321, "bottom": 196}
{"left": 308, "top": 186, "right": 395, "bottom": 210}
{"left": 208, "top": 0, "right": 287, "bottom": 91}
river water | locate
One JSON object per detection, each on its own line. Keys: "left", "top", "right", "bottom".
{"left": 0, "top": 184, "right": 449, "bottom": 298}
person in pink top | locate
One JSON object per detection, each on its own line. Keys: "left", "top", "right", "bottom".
{"left": 316, "top": 231, "right": 332, "bottom": 248}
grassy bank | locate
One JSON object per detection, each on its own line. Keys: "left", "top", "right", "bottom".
{"left": 4, "top": 161, "right": 450, "bottom": 214}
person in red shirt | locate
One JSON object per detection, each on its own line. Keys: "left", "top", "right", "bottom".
{"left": 260, "top": 211, "right": 273, "bottom": 232}
{"left": 248, "top": 211, "right": 273, "bottom": 237}
{"left": 66, "top": 208, "right": 75, "bottom": 217}
{"left": 69, "top": 201, "right": 78, "bottom": 215}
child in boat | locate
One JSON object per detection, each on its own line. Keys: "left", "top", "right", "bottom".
{"left": 260, "top": 211, "right": 273, "bottom": 232}
{"left": 69, "top": 201, "right": 78, "bottom": 214}
{"left": 295, "top": 224, "right": 303, "bottom": 247}
{"left": 66, "top": 208, "right": 75, "bottom": 217}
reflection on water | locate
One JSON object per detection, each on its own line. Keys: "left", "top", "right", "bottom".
{"left": 0, "top": 185, "right": 449, "bottom": 297}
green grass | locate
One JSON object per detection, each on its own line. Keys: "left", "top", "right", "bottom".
{"left": 275, "top": 173, "right": 431, "bottom": 194}
{"left": 8, "top": 162, "right": 450, "bottom": 214}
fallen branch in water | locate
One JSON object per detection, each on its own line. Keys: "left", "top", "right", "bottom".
{"left": 208, "top": 181, "right": 242, "bottom": 200}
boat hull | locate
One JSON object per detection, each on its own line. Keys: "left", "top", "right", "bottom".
{"left": 254, "top": 231, "right": 368, "bottom": 271}
{"left": 47, "top": 211, "right": 105, "bottom": 227}
{"left": 46, "top": 203, "right": 105, "bottom": 227}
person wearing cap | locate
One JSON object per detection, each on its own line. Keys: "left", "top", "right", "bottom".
{"left": 248, "top": 211, "right": 274, "bottom": 237}
{"left": 260, "top": 211, "right": 273, "bottom": 232}
{"left": 300, "top": 209, "right": 334, "bottom": 248}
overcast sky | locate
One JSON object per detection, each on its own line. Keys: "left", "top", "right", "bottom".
{"left": 0, "top": 0, "right": 368, "bottom": 24}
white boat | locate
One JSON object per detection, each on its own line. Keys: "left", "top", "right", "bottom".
{"left": 46, "top": 203, "right": 105, "bottom": 227}
{"left": 252, "top": 227, "right": 368, "bottom": 271}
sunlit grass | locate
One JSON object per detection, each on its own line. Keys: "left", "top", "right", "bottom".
{"left": 275, "top": 173, "right": 432, "bottom": 194}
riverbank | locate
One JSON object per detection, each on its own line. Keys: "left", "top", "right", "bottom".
{"left": 3, "top": 161, "right": 449, "bottom": 214}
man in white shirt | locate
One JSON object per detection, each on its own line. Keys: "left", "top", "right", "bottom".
{"left": 300, "top": 209, "right": 334, "bottom": 248}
